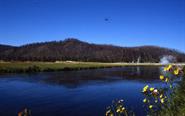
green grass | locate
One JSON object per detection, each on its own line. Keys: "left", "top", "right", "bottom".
{"left": 0, "top": 61, "right": 124, "bottom": 73}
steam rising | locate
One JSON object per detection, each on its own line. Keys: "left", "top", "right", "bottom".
{"left": 160, "top": 55, "right": 176, "bottom": 64}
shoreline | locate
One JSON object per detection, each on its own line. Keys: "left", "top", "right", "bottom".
{"left": 0, "top": 61, "right": 185, "bottom": 73}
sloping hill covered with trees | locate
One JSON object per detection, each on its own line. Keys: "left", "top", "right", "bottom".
{"left": 0, "top": 38, "right": 185, "bottom": 62}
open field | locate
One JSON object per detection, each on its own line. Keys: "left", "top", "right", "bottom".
{"left": 0, "top": 61, "right": 185, "bottom": 73}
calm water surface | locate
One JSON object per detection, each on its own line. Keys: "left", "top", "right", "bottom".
{"left": 0, "top": 66, "right": 168, "bottom": 116}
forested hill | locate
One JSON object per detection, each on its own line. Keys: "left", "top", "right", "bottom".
{"left": 0, "top": 38, "right": 185, "bottom": 62}
{"left": 0, "top": 44, "right": 16, "bottom": 53}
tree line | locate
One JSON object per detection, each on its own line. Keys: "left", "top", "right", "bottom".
{"left": 0, "top": 38, "right": 185, "bottom": 63}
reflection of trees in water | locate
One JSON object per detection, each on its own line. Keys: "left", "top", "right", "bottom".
{"left": 39, "top": 66, "right": 162, "bottom": 88}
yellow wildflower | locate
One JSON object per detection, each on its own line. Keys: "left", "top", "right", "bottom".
{"left": 116, "top": 108, "right": 120, "bottom": 113}
{"left": 150, "top": 87, "right": 154, "bottom": 91}
{"left": 165, "top": 78, "right": 169, "bottom": 82}
{"left": 160, "top": 75, "right": 164, "bottom": 80}
{"left": 106, "top": 112, "right": 114, "bottom": 116}
{"left": 160, "top": 98, "right": 164, "bottom": 103}
{"left": 164, "top": 67, "right": 168, "bottom": 71}
{"left": 143, "top": 98, "right": 147, "bottom": 103}
{"left": 160, "top": 94, "right": 163, "bottom": 98}
{"left": 174, "top": 69, "right": 179, "bottom": 75}
{"left": 142, "top": 85, "right": 149, "bottom": 92}
{"left": 106, "top": 110, "right": 110, "bottom": 115}
{"left": 149, "top": 105, "right": 153, "bottom": 109}
{"left": 166, "top": 64, "right": 172, "bottom": 71}
{"left": 106, "top": 109, "right": 112, "bottom": 116}
{"left": 121, "top": 107, "right": 125, "bottom": 111}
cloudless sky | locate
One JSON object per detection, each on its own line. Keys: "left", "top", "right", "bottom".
{"left": 0, "top": 0, "right": 185, "bottom": 52}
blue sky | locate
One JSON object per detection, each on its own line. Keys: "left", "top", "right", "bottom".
{"left": 0, "top": 0, "right": 185, "bottom": 52}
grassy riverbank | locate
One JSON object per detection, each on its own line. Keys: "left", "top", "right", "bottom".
{"left": 0, "top": 61, "right": 118, "bottom": 73}
{"left": 0, "top": 61, "right": 185, "bottom": 73}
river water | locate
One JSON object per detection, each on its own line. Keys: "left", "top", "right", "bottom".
{"left": 0, "top": 66, "right": 168, "bottom": 116}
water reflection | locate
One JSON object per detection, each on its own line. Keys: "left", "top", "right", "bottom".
{"left": 35, "top": 66, "right": 161, "bottom": 87}
{"left": 0, "top": 66, "right": 161, "bottom": 88}
{"left": 0, "top": 66, "right": 162, "bottom": 88}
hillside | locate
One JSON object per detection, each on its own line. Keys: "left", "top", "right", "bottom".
{"left": 0, "top": 44, "right": 16, "bottom": 52}
{"left": 0, "top": 38, "right": 185, "bottom": 62}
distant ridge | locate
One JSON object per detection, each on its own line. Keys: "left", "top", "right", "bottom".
{"left": 0, "top": 38, "right": 185, "bottom": 62}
